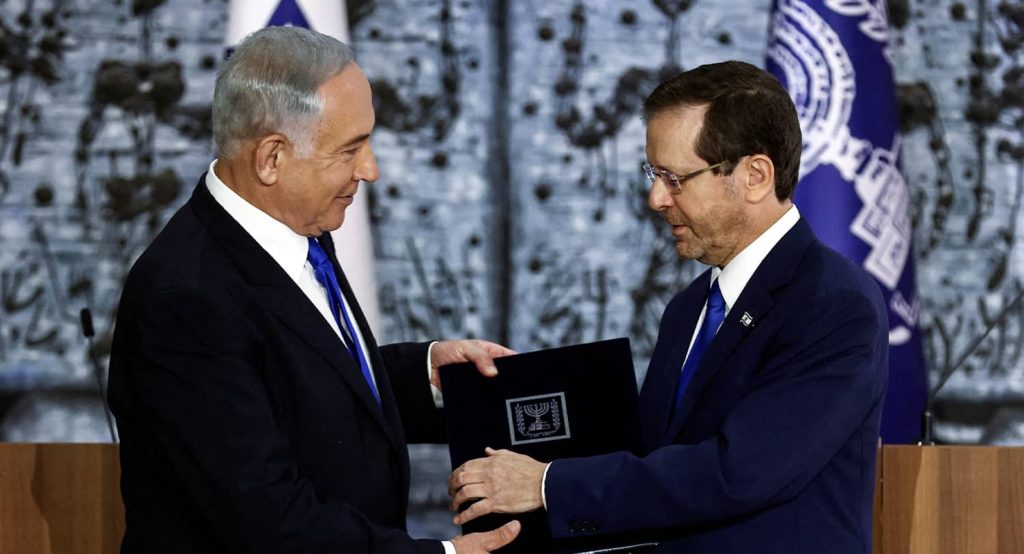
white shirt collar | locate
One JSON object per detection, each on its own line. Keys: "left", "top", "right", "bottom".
{"left": 204, "top": 160, "right": 310, "bottom": 282}
{"left": 711, "top": 205, "right": 800, "bottom": 313}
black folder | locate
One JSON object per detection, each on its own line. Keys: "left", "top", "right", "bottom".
{"left": 440, "top": 338, "right": 657, "bottom": 553}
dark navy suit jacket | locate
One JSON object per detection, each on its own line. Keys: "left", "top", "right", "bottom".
{"left": 545, "top": 218, "right": 888, "bottom": 553}
{"left": 108, "top": 178, "right": 445, "bottom": 553}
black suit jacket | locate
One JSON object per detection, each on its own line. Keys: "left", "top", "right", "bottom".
{"left": 545, "top": 218, "right": 888, "bottom": 553}
{"left": 108, "top": 177, "right": 446, "bottom": 553}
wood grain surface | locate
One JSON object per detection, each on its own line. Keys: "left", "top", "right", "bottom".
{"left": 1, "top": 444, "right": 1022, "bottom": 553}
{"left": 876, "top": 445, "right": 1024, "bottom": 554}
{"left": 0, "top": 443, "right": 122, "bottom": 554}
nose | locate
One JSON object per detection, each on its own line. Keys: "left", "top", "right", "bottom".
{"left": 354, "top": 144, "right": 380, "bottom": 183}
{"left": 648, "top": 176, "right": 674, "bottom": 212}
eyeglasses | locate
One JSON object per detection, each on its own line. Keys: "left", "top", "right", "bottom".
{"left": 642, "top": 160, "right": 731, "bottom": 193}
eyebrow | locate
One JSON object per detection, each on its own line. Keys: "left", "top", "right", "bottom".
{"left": 338, "top": 133, "right": 371, "bottom": 150}
{"left": 650, "top": 162, "right": 682, "bottom": 174}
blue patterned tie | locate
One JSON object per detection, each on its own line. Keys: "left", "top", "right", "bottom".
{"left": 673, "top": 278, "right": 726, "bottom": 414}
{"left": 307, "top": 237, "right": 381, "bottom": 404}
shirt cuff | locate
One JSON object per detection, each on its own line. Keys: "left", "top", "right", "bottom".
{"left": 541, "top": 462, "right": 552, "bottom": 510}
{"left": 427, "top": 341, "right": 444, "bottom": 408}
{"left": 442, "top": 540, "right": 456, "bottom": 554}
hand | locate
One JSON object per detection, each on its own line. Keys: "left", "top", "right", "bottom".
{"left": 430, "top": 340, "right": 516, "bottom": 389}
{"left": 448, "top": 448, "right": 547, "bottom": 525}
{"left": 450, "top": 520, "right": 521, "bottom": 553}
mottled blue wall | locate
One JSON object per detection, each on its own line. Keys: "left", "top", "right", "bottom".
{"left": 1, "top": 0, "right": 1022, "bottom": 539}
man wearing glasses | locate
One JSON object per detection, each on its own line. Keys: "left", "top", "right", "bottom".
{"left": 447, "top": 61, "right": 889, "bottom": 552}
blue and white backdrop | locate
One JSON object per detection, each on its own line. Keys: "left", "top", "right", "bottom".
{"left": 0, "top": 0, "right": 1022, "bottom": 537}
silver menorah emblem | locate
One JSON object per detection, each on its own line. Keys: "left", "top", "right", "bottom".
{"left": 523, "top": 402, "right": 553, "bottom": 432}
{"left": 507, "top": 392, "right": 571, "bottom": 445}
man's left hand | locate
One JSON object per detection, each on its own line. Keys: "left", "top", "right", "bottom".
{"left": 430, "top": 340, "right": 516, "bottom": 389}
{"left": 448, "top": 448, "right": 547, "bottom": 525}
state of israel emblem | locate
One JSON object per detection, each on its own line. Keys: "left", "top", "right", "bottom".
{"left": 506, "top": 392, "right": 571, "bottom": 445}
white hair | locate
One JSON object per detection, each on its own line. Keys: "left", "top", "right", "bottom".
{"left": 212, "top": 26, "right": 354, "bottom": 158}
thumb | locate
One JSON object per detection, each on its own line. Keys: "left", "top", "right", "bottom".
{"left": 484, "top": 520, "right": 521, "bottom": 550}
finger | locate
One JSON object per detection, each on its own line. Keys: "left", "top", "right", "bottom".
{"left": 450, "top": 483, "right": 488, "bottom": 511}
{"left": 485, "top": 447, "right": 514, "bottom": 457}
{"left": 453, "top": 498, "right": 495, "bottom": 526}
{"left": 457, "top": 340, "right": 506, "bottom": 377}
{"left": 451, "top": 460, "right": 474, "bottom": 475}
{"left": 479, "top": 340, "right": 517, "bottom": 358}
{"left": 448, "top": 469, "right": 484, "bottom": 497}
{"left": 483, "top": 520, "right": 521, "bottom": 550}
{"left": 468, "top": 347, "right": 499, "bottom": 377}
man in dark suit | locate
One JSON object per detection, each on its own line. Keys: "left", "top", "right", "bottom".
{"left": 107, "top": 26, "right": 519, "bottom": 554}
{"left": 447, "top": 61, "right": 889, "bottom": 552}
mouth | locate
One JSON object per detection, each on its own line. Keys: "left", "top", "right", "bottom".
{"left": 668, "top": 221, "right": 690, "bottom": 237}
{"left": 338, "top": 182, "right": 359, "bottom": 201}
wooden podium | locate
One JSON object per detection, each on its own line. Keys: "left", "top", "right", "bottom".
{"left": 0, "top": 443, "right": 123, "bottom": 554}
{"left": 1, "top": 443, "right": 1022, "bottom": 553}
{"left": 874, "top": 445, "right": 1024, "bottom": 553}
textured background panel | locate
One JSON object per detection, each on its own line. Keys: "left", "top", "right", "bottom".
{"left": 353, "top": 0, "right": 502, "bottom": 346}
{"left": 1, "top": 0, "right": 1024, "bottom": 539}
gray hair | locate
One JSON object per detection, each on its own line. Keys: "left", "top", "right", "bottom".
{"left": 212, "top": 26, "right": 355, "bottom": 158}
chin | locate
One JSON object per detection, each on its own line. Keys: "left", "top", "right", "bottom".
{"left": 675, "top": 243, "right": 698, "bottom": 261}
{"left": 328, "top": 214, "right": 346, "bottom": 231}
{"left": 321, "top": 207, "right": 348, "bottom": 232}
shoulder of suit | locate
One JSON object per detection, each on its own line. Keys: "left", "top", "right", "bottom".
{"left": 125, "top": 200, "right": 220, "bottom": 299}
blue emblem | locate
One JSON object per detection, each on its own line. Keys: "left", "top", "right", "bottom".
{"left": 767, "top": 0, "right": 928, "bottom": 443}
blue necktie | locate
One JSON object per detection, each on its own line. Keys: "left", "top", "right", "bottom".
{"left": 307, "top": 237, "right": 381, "bottom": 404}
{"left": 673, "top": 278, "right": 726, "bottom": 414}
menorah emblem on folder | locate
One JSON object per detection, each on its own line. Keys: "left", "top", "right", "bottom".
{"left": 507, "top": 392, "right": 571, "bottom": 445}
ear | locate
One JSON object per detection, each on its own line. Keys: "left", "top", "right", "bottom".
{"left": 253, "top": 134, "right": 288, "bottom": 186}
{"left": 742, "top": 154, "right": 776, "bottom": 204}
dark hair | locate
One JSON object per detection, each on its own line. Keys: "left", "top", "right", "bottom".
{"left": 643, "top": 61, "right": 802, "bottom": 200}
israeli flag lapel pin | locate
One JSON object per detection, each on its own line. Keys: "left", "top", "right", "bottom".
{"left": 740, "top": 312, "right": 754, "bottom": 327}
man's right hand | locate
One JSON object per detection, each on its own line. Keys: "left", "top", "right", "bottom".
{"left": 450, "top": 520, "right": 521, "bottom": 553}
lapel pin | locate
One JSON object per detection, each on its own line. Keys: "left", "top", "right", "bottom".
{"left": 740, "top": 312, "right": 754, "bottom": 327}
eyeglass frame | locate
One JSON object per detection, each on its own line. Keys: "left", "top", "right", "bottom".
{"left": 642, "top": 160, "right": 733, "bottom": 193}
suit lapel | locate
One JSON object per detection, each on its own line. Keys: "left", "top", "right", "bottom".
{"left": 662, "top": 218, "right": 817, "bottom": 443}
{"left": 187, "top": 177, "right": 402, "bottom": 452}
{"left": 663, "top": 280, "right": 774, "bottom": 442}
{"left": 639, "top": 270, "right": 711, "bottom": 446}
